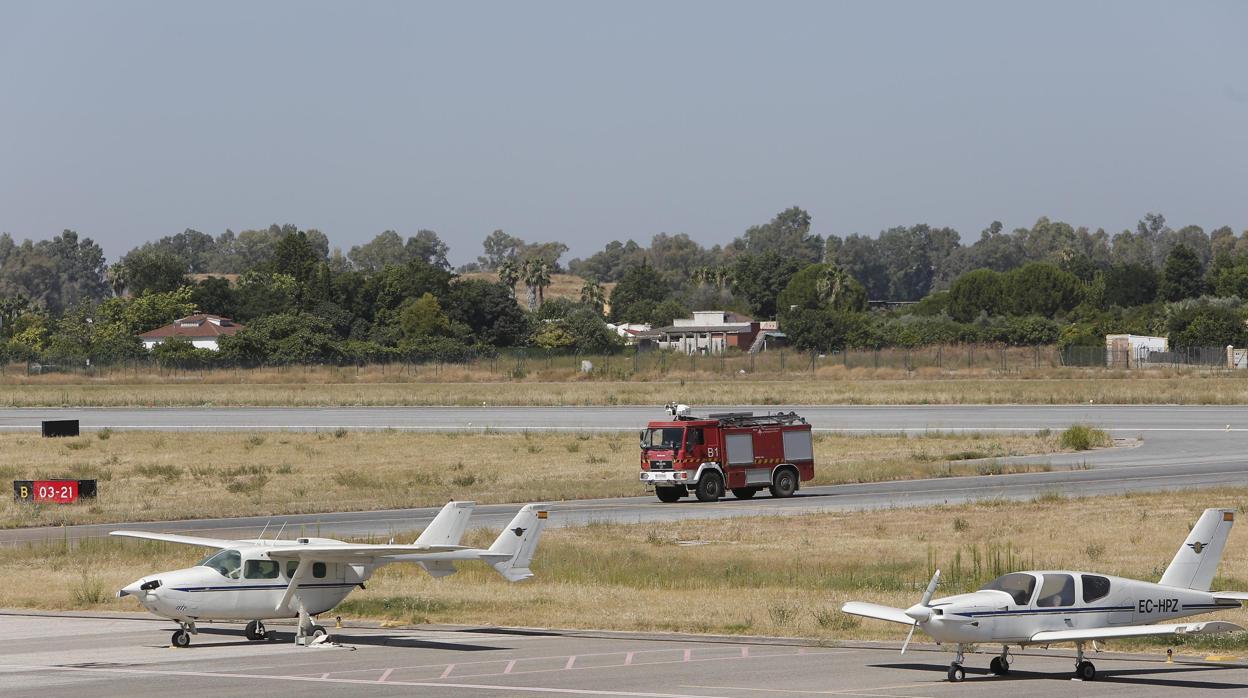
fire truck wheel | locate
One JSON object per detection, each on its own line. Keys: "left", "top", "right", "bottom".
{"left": 695, "top": 472, "right": 724, "bottom": 502}
{"left": 769, "top": 468, "right": 798, "bottom": 498}
{"left": 731, "top": 487, "right": 760, "bottom": 499}
{"left": 655, "top": 487, "right": 684, "bottom": 503}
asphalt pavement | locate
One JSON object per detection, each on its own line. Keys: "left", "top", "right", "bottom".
{"left": 3, "top": 612, "right": 1246, "bottom": 697}
{"left": 2, "top": 404, "right": 1247, "bottom": 545}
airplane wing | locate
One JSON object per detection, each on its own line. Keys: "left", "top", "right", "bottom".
{"left": 264, "top": 543, "right": 469, "bottom": 563}
{"left": 1030, "top": 620, "right": 1244, "bottom": 644}
{"left": 841, "top": 602, "right": 915, "bottom": 625}
{"left": 109, "top": 530, "right": 236, "bottom": 549}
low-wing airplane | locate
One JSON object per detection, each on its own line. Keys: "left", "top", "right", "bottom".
{"left": 843, "top": 508, "right": 1248, "bottom": 682}
{"left": 113, "top": 501, "right": 548, "bottom": 647}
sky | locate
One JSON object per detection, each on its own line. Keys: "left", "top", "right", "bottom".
{"left": 1, "top": 0, "right": 1246, "bottom": 266}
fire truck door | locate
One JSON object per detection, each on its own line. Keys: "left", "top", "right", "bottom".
{"left": 684, "top": 428, "right": 705, "bottom": 462}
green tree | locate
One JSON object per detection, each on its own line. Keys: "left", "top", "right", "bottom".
{"left": 579, "top": 278, "right": 606, "bottom": 314}
{"left": 1158, "top": 244, "right": 1205, "bottom": 302}
{"left": 443, "top": 279, "right": 530, "bottom": 347}
{"left": 782, "top": 308, "right": 876, "bottom": 351}
{"left": 478, "top": 230, "right": 524, "bottom": 270}
{"left": 776, "top": 263, "right": 868, "bottom": 314}
{"left": 398, "top": 293, "right": 453, "bottom": 340}
{"left": 1003, "top": 263, "right": 1082, "bottom": 317}
{"left": 733, "top": 206, "right": 823, "bottom": 264}
{"left": 608, "top": 264, "right": 669, "bottom": 321}
{"left": 1101, "top": 263, "right": 1159, "bottom": 308}
{"left": 730, "top": 252, "right": 803, "bottom": 319}
{"left": 1169, "top": 305, "right": 1248, "bottom": 348}
{"left": 497, "top": 257, "right": 521, "bottom": 300}
{"left": 522, "top": 258, "right": 552, "bottom": 310}
{"left": 947, "top": 269, "right": 1006, "bottom": 322}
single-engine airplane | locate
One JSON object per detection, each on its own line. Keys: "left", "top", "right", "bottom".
{"left": 843, "top": 508, "right": 1248, "bottom": 682}
{"left": 113, "top": 501, "right": 548, "bottom": 647}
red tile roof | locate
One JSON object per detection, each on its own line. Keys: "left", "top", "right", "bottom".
{"left": 139, "top": 314, "right": 244, "bottom": 340}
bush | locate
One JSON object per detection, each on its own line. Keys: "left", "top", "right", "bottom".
{"left": 1060, "top": 424, "right": 1110, "bottom": 451}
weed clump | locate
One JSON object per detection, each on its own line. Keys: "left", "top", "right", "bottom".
{"left": 1060, "top": 424, "right": 1110, "bottom": 451}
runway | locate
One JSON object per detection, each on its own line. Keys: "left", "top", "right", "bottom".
{"left": 2, "top": 404, "right": 1247, "bottom": 433}
{"left": 2, "top": 404, "right": 1247, "bottom": 545}
{"left": 3, "top": 612, "right": 1246, "bottom": 697}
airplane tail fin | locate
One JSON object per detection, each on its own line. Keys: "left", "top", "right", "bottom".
{"left": 486, "top": 504, "right": 549, "bottom": 582}
{"left": 414, "top": 501, "right": 475, "bottom": 578}
{"left": 1159, "top": 508, "right": 1235, "bottom": 591}
{"left": 414, "top": 501, "right": 475, "bottom": 546}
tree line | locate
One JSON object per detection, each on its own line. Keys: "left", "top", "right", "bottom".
{"left": 2, "top": 208, "right": 1248, "bottom": 366}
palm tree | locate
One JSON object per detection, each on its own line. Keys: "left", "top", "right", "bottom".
{"left": 580, "top": 278, "right": 605, "bottom": 314}
{"left": 522, "top": 258, "right": 552, "bottom": 311}
{"left": 497, "top": 257, "right": 521, "bottom": 300}
{"left": 533, "top": 259, "right": 552, "bottom": 308}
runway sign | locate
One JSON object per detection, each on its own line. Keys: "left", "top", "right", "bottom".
{"left": 41, "top": 420, "right": 80, "bottom": 438}
{"left": 12, "top": 479, "right": 97, "bottom": 503}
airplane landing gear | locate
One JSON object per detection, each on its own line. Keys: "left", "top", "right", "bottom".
{"left": 947, "top": 644, "right": 966, "bottom": 682}
{"left": 171, "top": 621, "right": 196, "bottom": 648}
{"left": 1074, "top": 642, "right": 1096, "bottom": 681}
{"left": 245, "top": 620, "right": 268, "bottom": 641}
{"left": 990, "top": 657, "right": 1009, "bottom": 675}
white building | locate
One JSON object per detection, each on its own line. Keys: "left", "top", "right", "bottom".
{"left": 139, "top": 314, "right": 244, "bottom": 351}
{"left": 1105, "top": 334, "right": 1168, "bottom": 368}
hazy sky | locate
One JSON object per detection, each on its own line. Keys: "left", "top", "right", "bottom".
{"left": 2, "top": 1, "right": 1245, "bottom": 266}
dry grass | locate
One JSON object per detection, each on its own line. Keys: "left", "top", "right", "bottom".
{"left": 7, "top": 488, "right": 1248, "bottom": 653}
{"left": 0, "top": 430, "right": 1068, "bottom": 529}
{"left": 3, "top": 372, "right": 1248, "bottom": 407}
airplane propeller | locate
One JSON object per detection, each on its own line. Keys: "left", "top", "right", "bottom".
{"left": 900, "top": 569, "right": 940, "bottom": 654}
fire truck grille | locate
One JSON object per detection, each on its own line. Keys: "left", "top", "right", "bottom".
{"left": 649, "top": 460, "right": 673, "bottom": 470}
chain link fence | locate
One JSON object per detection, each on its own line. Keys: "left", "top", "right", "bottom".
{"left": 10, "top": 343, "right": 1244, "bottom": 380}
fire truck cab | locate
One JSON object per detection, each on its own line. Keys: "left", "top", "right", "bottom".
{"left": 639, "top": 403, "right": 815, "bottom": 503}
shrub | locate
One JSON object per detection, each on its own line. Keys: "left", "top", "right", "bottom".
{"left": 1060, "top": 424, "right": 1110, "bottom": 451}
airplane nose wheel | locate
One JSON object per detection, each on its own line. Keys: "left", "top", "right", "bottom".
{"left": 171, "top": 630, "right": 190, "bottom": 648}
{"left": 990, "top": 656, "right": 1010, "bottom": 675}
{"left": 245, "top": 620, "right": 268, "bottom": 641}
{"left": 947, "top": 644, "right": 966, "bottom": 682}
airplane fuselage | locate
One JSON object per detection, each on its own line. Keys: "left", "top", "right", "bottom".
{"left": 923, "top": 571, "right": 1241, "bottom": 645}
{"left": 122, "top": 543, "right": 370, "bottom": 623}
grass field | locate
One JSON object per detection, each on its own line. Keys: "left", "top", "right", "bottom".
{"left": 6, "top": 488, "right": 1247, "bottom": 653}
{"left": 3, "top": 370, "right": 1248, "bottom": 406}
{"left": 0, "top": 429, "right": 1079, "bottom": 528}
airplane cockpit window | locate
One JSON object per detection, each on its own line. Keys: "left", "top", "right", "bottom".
{"left": 244, "top": 559, "right": 280, "bottom": 579}
{"left": 1082, "top": 574, "right": 1111, "bottom": 603}
{"left": 980, "top": 573, "right": 1037, "bottom": 605}
{"left": 1035, "top": 573, "right": 1076, "bottom": 607}
{"left": 200, "top": 549, "right": 242, "bottom": 579}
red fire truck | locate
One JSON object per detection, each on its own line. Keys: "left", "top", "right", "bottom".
{"left": 639, "top": 404, "right": 815, "bottom": 503}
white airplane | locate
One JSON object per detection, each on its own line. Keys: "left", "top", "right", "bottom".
{"left": 113, "top": 501, "right": 548, "bottom": 647}
{"left": 843, "top": 508, "right": 1248, "bottom": 682}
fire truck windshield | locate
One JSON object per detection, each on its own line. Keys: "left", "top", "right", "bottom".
{"left": 642, "top": 427, "right": 684, "bottom": 450}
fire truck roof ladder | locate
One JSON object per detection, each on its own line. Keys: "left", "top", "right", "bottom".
{"left": 706, "top": 411, "right": 807, "bottom": 427}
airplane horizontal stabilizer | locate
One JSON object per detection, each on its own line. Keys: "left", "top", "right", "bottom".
{"left": 1212, "top": 591, "right": 1248, "bottom": 601}
{"left": 841, "top": 602, "right": 914, "bottom": 625}
{"left": 1030, "top": 620, "right": 1244, "bottom": 644}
